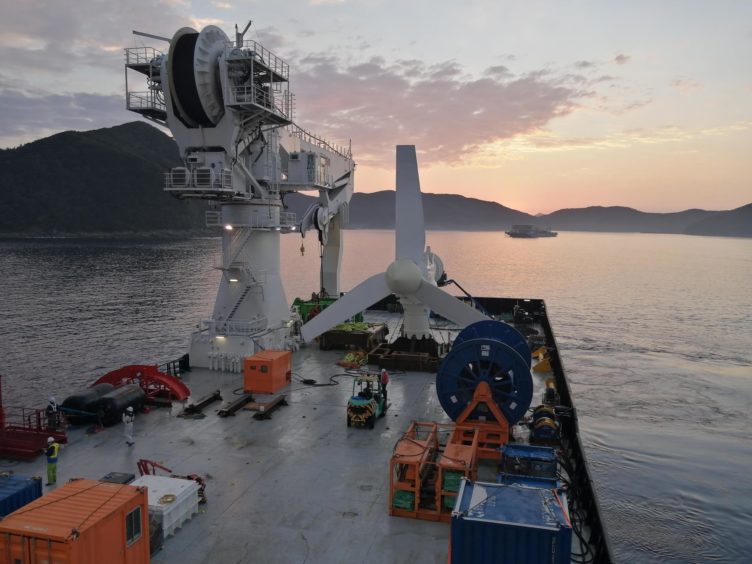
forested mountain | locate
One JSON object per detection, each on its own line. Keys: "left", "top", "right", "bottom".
{"left": 0, "top": 122, "right": 206, "bottom": 234}
{"left": 1, "top": 123, "right": 748, "bottom": 238}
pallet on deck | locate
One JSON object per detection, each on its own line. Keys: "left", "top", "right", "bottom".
{"left": 242, "top": 395, "right": 288, "bottom": 419}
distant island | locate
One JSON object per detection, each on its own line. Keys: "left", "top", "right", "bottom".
{"left": 1, "top": 122, "right": 750, "bottom": 238}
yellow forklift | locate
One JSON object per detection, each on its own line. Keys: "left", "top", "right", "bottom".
{"left": 346, "top": 374, "right": 386, "bottom": 429}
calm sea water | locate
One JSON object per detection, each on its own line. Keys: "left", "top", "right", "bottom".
{"left": 1, "top": 231, "right": 751, "bottom": 562}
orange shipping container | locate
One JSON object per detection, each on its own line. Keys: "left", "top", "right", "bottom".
{"left": 0, "top": 479, "right": 150, "bottom": 564}
{"left": 243, "top": 350, "right": 292, "bottom": 394}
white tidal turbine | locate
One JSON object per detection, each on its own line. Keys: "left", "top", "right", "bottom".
{"left": 300, "top": 145, "right": 487, "bottom": 342}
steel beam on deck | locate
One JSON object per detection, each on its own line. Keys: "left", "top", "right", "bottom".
{"left": 218, "top": 393, "right": 255, "bottom": 417}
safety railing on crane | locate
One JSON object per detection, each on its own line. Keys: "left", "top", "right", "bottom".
{"left": 199, "top": 317, "right": 268, "bottom": 336}
{"left": 210, "top": 254, "right": 268, "bottom": 280}
{"left": 125, "top": 46, "right": 163, "bottom": 67}
{"left": 164, "top": 168, "right": 233, "bottom": 192}
{"left": 229, "top": 84, "right": 292, "bottom": 119}
{"left": 193, "top": 168, "right": 233, "bottom": 189}
{"left": 204, "top": 206, "right": 296, "bottom": 231}
{"left": 236, "top": 40, "right": 290, "bottom": 80}
{"left": 288, "top": 124, "right": 352, "bottom": 160}
{"left": 127, "top": 91, "right": 165, "bottom": 113}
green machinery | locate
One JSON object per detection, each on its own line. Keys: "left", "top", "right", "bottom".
{"left": 292, "top": 297, "right": 363, "bottom": 324}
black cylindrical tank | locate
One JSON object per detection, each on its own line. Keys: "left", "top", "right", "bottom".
{"left": 62, "top": 383, "right": 116, "bottom": 424}
{"left": 96, "top": 384, "right": 146, "bottom": 426}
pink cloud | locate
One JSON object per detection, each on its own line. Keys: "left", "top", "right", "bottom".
{"left": 254, "top": 26, "right": 288, "bottom": 51}
{"left": 0, "top": 0, "right": 190, "bottom": 74}
{"left": 292, "top": 55, "right": 593, "bottom": 166}
{"left": 670, "top": 78, "right": 701, "bottom": 91}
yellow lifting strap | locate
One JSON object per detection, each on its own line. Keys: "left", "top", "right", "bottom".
{"left": 533, "top": 357, "right": 552, "bottom": 373}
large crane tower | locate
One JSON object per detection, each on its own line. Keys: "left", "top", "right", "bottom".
{"left": 124, "top": 23, "right": 355, "bottom": 370}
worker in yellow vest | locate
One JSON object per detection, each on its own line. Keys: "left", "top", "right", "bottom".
{"left": 44, "top": 437, "right": 60, "bottom": 486}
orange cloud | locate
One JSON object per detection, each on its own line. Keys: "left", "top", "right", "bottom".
{"left": 463, "top": 121, "right": 752, "bottom": 165}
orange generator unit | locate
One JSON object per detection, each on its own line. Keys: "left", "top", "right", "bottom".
{"left": 0, "top": 479, "right": 150, "bottom": 564}
{"left": 243, "top": 350, "right": 292, "bottom": 394}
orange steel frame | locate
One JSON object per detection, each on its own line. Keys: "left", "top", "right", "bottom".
{"left": 389, "top": 422, "right": 439, "bottom": 520}
{"left": 388, "top": 382, "right": 512, "bottom": 523}
{"left": 454, "top": 381, "right": 510, "bottom": 461}
{"left": 389, "top": 423, "right": 482, "bottom": 523}
{"left": 436, "top": 425, "right": 479, "bottom": 522}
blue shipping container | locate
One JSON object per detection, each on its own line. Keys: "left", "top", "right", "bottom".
{"left": 0, "top": 474, "right": 43, "bottom": 517}
{"left": 499, "top": 443, "right": 558, "bottom": 487}
{"left": 451, "top": 479, "right": 572, "bottom": 564}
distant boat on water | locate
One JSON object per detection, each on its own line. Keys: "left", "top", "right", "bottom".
{"left": 505, "top": 224, "right": 558, "bottom": 238}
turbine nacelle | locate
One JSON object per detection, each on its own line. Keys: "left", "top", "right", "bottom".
{"left": 386, "top": 259, "right": 423, "bottom": 295}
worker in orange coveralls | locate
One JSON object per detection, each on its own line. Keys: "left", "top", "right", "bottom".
{"left": 380, "top": 368, "right": 390, "bottom": 407}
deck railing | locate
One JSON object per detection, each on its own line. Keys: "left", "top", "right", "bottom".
{"left": 125, "top": 46, "right": 163, "bottom": 67}
{"left": 199, "top": 317, "right": 268, "bottom": 336}
{"left": 235, "top": 40, "right": 289, "bottom": 80}
{"left": 229, "top": 84, "right": 292, "bottom": 118}
{"left": 164, "top": 169, "right": 233, "bottom": 192}
{"left": 127, "top": 90, "right": 165, "bottom": 113}
{"left": 288, "top": 124, "right": 351, "bottom": 160}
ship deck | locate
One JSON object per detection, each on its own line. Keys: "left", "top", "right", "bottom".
{"left": 8, "top": 302, "right": 613, "bottom": 563}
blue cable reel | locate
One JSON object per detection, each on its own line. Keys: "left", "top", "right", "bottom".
{"left": 452, "top": 320, "right": 532, "bottom": 369}
{"left": 436, "top": 320, "right": 534, "bottom": 426}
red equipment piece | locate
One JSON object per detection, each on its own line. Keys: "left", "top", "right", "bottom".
{"left": 94, "top": 365, "right": 190, "bottom": 405}
{"left": 0, "top": 375, "right": 67, "bottom": 460}
{"left": 137, "top": 459, "right": 207, "bottom": 504}
{"left": 137, "top": 458, "right": 173, "bottom": 476}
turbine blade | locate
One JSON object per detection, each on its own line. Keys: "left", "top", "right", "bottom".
{"left": 395, "top": 145, "right": 425, "bottom": 265}
{"left": 413, "top": 283, "right": 488, "bottom": 327}
{"left": 300, "top": 273, "right": 391, "bottom": 342}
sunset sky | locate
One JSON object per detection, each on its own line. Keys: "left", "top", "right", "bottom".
{"left": 1, "top": 1, "right": 750, "bottom": 214}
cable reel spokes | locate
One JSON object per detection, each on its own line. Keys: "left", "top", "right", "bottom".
{"left": 437, "top": 321, "right": 534, "bottom": 426}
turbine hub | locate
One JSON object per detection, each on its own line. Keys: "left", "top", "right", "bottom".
{"left": 386, "top": 259, "right": 423, "bottom": 295}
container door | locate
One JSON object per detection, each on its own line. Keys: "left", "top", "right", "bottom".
{"left": 1, "top": 533, "right": 29, "bottom": 564}
{"left": 1, "top": 534, "right": 66, "bottom": 564}
{"left": 32, "top": 537, "right": 67, "bottom": 564}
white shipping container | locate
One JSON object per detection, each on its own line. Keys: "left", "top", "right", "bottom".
{"left": 131, "top": 475, "right": 200, "bottom": 539}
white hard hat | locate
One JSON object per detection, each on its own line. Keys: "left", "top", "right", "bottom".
{"left": 381, "top": 368, "right": 387, "bottom": 373}
{"left": 126, "top": 406, "right": 134, "bottom": 412}
{"left": 49, "top": 397, "right": 56, "bottom": 403}
{"left": 47, "top": 437, "right": 54, "bottom": 443}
